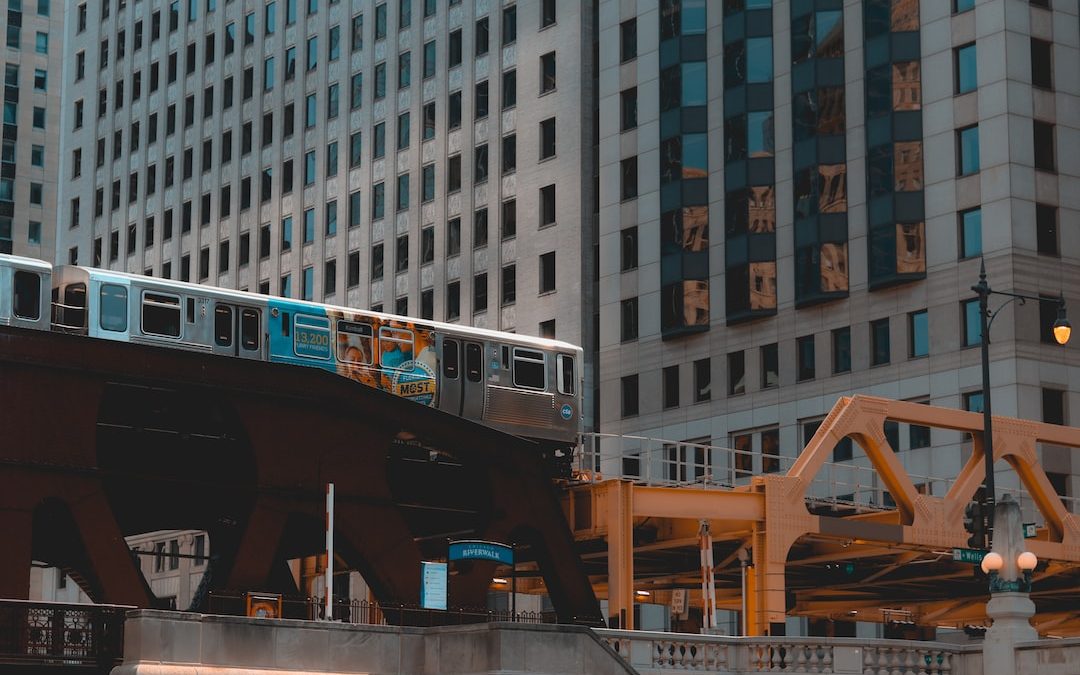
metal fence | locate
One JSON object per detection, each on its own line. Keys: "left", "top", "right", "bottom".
{"left": 574, "top": 432, "right": 1080, "bottom": 520}
{"left": 206, "top": 592, "right": 552, "bottom": 627}
{"left": 0, "top": 599, "right": 129, "bottom": 672}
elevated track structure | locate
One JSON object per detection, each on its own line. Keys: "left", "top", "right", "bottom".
{"left": 564, "top": 396, "right": 1080, "bottom": 636}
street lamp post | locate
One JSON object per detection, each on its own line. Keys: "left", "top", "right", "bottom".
{"left": 970, "top": 260, "right": 1070, "bottom": 549}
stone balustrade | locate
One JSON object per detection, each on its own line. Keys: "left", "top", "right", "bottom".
{"left": 596, "top": 629, "right": 981, "bottom": 675}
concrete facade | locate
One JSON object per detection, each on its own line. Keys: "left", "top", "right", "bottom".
{"left": 595, "top": 0, "right": 1080, "bottom": 512}
{"left": 0, "top": 0, "right": 62, "bottom": 258}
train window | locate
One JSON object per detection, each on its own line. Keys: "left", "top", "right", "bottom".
{"left": 293, "top": 314, "right": 332, "bottom": 359}
{"left": 337, "top": 320, "right": 374, "bottom": 364}
{"left": 465, "top": 342, "right": 482, "bottom": 382}
{"left": 63, "top": 283, "right": 87, "bottom": 328}
{"left": 186, "top": 298, "right": 196, "bottom": 324}
{"left": 13, "top": 271, "right": 41, "bottom": 320}
{"left": 214, "top": 304, "right": 233, "bottom": 347}
{"left": 513, "top": 348, "right": 546, "bottom": 390}
{"left": 378, "top": 326, "right": 414, "bottom": 370}
{"left": 442, "top": 339, "right": 459, "bottom": 379}
{"left": 99, "top": 284, "right": 128, "bottom": 332}
{"left": 501, "top": 345, "right": 510, "bottom": 370}
{"left": 557, "top": 354, "right": 575, "bottom": 396}
{"left": 280, "top": 312, "right": 290, "bottom": 337}
{"left": 241, "top": 309, "right": 260, "bottom": 350}
{"left": 142, "top": 292, "right": 182, "bottom": 337}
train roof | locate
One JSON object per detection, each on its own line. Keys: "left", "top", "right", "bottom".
{"left": 54, "top": 263, "right": 583, "bottom": 353}
{"left": 0, "top": 253, "right": 53, "bottom": 273}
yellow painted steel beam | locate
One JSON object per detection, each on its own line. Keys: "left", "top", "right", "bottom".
{"left": 602, "top": 481, "right": 634, "bottom": 630}
{"left": 630, "top": 485, "right": 764, "bottom": 521}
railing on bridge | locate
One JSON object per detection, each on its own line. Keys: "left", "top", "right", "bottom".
{"left": 206, "top": 592, "right": 552, "bottom": 627}
{"left": 0, "top": 599, "right": 129, "bottom": 672}
{"left": 574, "top": 432, "right": 1080, "bottom": 519}
{"left": 596, "top": 629, "right": 972, "bottom": 674}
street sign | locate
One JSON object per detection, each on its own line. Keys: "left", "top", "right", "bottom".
{"left": 952, "top": 548, "right": 987, "bottom": 564}
{"left": 420, "top": 561, "right": 448, "bottom": 610}
{"left": 448, "top": 540, "right": 514, "bottom": 565}
{"left": 1023, "top": 523, "right": 1038, "bottom": 538}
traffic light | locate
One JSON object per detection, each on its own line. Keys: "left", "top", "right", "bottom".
{"left": 964, "top": 501, "right": 985, "bottom": 549}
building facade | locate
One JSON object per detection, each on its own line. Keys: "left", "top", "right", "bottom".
{"left": 55, "top": 0, "right": 597, "bottom": 413}
{"left": 596, "top": 0, "right": 1080, "bottom": 507}
{"left": 0, "top": 0, "right": 62, "bottom": 257}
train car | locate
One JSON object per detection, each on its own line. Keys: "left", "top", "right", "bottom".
{"left": 0, "top": 253, "right": 52, "bottom": 331}
{"left": 51, "top": 264, "right": 268, "bottom": 360}
{"left": 45, "top": 264, "right": 582, "bottom": 457}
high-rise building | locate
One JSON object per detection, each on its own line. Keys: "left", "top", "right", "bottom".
{"left": 595, "top": 0, "right": 1079, "bottom": 505}
{"left": 0, "top": 0, "right": 63, "bottom": 257}
{"left": 56, "top": 0, "right": 596, "bottom": 396}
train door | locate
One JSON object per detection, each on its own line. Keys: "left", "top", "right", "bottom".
{"left": 460, "top": 340, "right": 485, "bottom": 420}
{"left": 9, "top": 268, "right": 47, "bottom": 330}
{"left": 212, "top": 302, "right": 263, "bottom": 359}
{"left": 438, "top": 337, "right": 462, "bottom": 414}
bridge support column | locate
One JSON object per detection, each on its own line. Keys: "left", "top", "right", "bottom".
{"left": 604, "top": 481, "right": 634, "bottom": 630}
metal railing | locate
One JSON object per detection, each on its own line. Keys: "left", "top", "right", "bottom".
{"left": 0, "top": 599, "right": 130, "bottom": 672}
{"left": 574, "top": 432, "right": 1080, "bottom": 520}
{"left": 205, "top": 592, "right": 551, "bottom": 627}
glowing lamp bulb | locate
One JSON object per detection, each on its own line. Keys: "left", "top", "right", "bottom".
{"left": 1053, "top": 318, "right": 1071, "bottom": 345}
{"left": 981, "top": 551, "right": 1004, "bottom": 574}
{"left": 1017, "top": 551, "right": 1038, "bottom": 571}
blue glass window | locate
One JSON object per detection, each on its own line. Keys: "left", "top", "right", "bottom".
{"left": 681, "top": 61, "right": 707, "bottom": 106}
{"left": 954, "top": 0, "right": 974, "bottom": 13}
{"left": 958, "top": 125, "right": 979, "bottom": 175}
{"left": 963, "top": 299, "right": 981, "bottom": 347}
{"left": 303, "top": 207, "right": 315, "bottom": 242}
{"left": 746, "top": 37, "right": 772, "bottom": 83}
{"left": 960, "top": 207, "right": 981, "bottom": 258}
{"left": 682, "top": 134, "right": 708, "bottom": 177}
{"left": 747, "top": 111, "right": 774, "bottom": 157}
{"left": 910, "top": 309, "right": 928, "bottom": 357}
{"left": 681, "top": 0, "right": 706, "bottom": 34}
{"left": 955, "top": 43, "right": 976, "bottom": 94}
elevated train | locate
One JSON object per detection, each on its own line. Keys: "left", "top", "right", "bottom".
{"left": 0, "top": 254, "right": 582, "bottom": 467}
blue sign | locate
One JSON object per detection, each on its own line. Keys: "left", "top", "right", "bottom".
{"left": 560, "top": 404, "right": 573, "bottom": 420}
{"left": 420, "top": 561, "right": 447, "bottom": 610}
{"left": 448, "top": 540, "right": 514, "bottom": 566}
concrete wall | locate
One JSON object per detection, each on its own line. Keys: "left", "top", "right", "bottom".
{"left": 1015, "top": 638, "right": 1080, "bottom": 675}
{"left": 112, "top": 610, "right": 637, "bottom": 675}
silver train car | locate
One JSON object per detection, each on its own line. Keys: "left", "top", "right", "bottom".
{"left": 2, "top": 254, "right": 583, "bottom": 465}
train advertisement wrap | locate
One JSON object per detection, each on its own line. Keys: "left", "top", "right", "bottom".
{"left": 329, "top": 309, "right": 438, "bottom": 407}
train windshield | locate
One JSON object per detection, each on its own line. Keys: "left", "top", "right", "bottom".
{"left": 13, "top": 271, "right": 41, "bottom": 320}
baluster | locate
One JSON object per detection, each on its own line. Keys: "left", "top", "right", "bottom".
{"left": 652, "top": 640, "right": 664, "bottom": 667}
{"left": 877, "top": 646, "right": 890, "bottom": 675}
{"left": 938, "top": 650, "right": 952, "bottom": 674}
{"left": 676, "top": 641, "right": 688, "bottom": 668}
{"left": 777, "top": 644, "right": 790, "bottom": 672}
{"left": 903, "top": 648, "right": 917, "bottom": 675}
{"left": 795, "top": 643, "right": 808, "bottom": 672}
{"left": 749, "top": 644, "right": 763, "bottom": 671}
{"left": 890, "top": 647, "right": 903, "bottom": 675}
{"left": 820, "top": 643, "right": 833, "bottom": 673}
{"left": 862, "top": 646, "right": 876, "bottom": 675}
{"left": 806, "top": 643, "right": 820, "bottom": 673}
